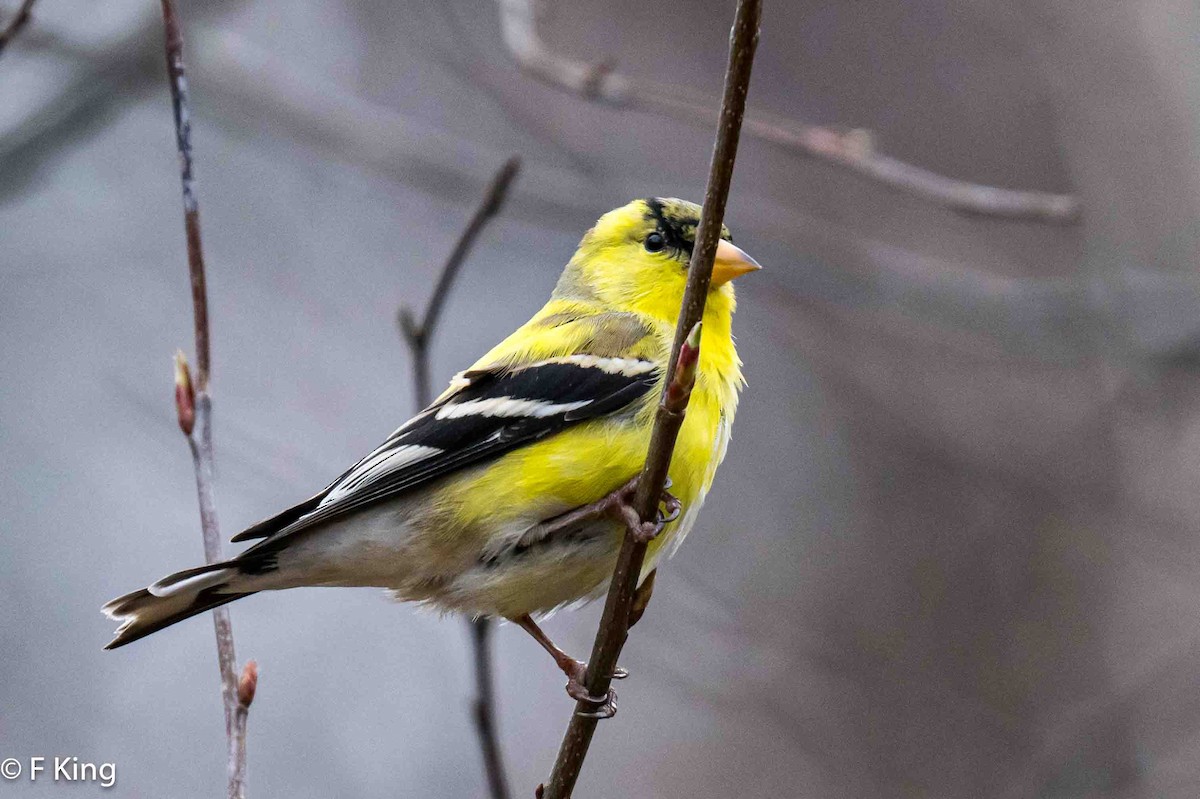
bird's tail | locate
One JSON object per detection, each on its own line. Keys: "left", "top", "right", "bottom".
{"left": 102, "top": 561, "right": 257, "bottom": 649}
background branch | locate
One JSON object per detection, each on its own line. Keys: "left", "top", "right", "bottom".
{"left": 160, "top": 2, "right": 252, "bottom": 797}
{"left": 17, "top": 13, "right": 1200, "bottom": 366}
{"left": 0, "top": 0, "right": 37, "bottom": 56}
{"left": 540, "top": 1, "right": 761, "bottom": 796}
{"left": 497, "top": 0, "right": 1078, "bottom": 223}
{"left": 19, "top": 13, "right": 1200, "bottom": 367}
{"left": 398, "top": 156, "right": 521, "bottom": 799}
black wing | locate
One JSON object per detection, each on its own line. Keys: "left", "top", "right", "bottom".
{"left": 231, "top": 355, "right": 659, "bottom": 544}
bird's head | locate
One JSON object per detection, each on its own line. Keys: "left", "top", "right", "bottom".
{"left": 555, "top": 198, "right": 761, "bottom": 325}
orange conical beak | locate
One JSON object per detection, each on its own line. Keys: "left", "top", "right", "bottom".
{"left": 711, "top": 240, "right": 762, "bottom": 287}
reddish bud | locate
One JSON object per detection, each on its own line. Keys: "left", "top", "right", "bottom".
{"left": 665, "top": 322, "right": 702, "bottom": 410}
{"left": 174, "top": 350, "right": 195, "bottom": 436}
{"left": 237, "top": 660, "right": 258, "bottom": 708}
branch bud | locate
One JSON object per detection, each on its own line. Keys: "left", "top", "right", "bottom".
{"left": 174, "top": 350, "right": 195, "bottom": 436}
{"left": 237, "top": 660, "right": 258, "bottom": 708}
{"left": 665, "top": 322, "right": 702, "bottom": 411}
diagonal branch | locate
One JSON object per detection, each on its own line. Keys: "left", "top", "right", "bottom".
{"left": 539, "top": 1, "right": 762, "bottom": 797}
{"left": 398, "top": 156, "right": 521, "bottom": 799}
{"left": 496, "top": 0, "right": 1079, "bottom": 224}
{"left": 0, "top": 0, "right": 37, "bottom": 56}
{"left": 160, "top": 2, "right": 254, "bottom": 797}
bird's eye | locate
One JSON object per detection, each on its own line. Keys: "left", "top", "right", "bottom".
{"left": 645, "top": 232, "right": 666, "bottom": 253}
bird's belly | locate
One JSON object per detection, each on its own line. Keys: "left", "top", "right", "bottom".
{"left": 270, "top": 498, "right": 627, "bottom": 618}
{"left": 263, "top": 403, "right": 721, "bottom": 617}
{"left": 426, "top": 485, "right": 706, "bottom": 618}
{"left": 429, "top": 516, "right": 625, "bottom": 618}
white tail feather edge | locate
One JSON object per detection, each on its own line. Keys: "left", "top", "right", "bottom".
{"left": 148, "top": 567, "right": 233, "bottom": 598}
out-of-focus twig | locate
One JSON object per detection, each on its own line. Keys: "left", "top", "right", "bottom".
{"left": 160, "top": 2, "right": 253, "bottom": 797}
{"left": 540, "top": 2, "right": 761, "bottom": 797}
{"left": 496, "top": 0, "right": 1079, "bottom": 223}
{"left": 398, "top": 156, "right": 521, "bottom": 799}
{"left": 24, "top": 1, "right": 1200, "bottom": 370}
{"left": 0, "top": 0, "right": 37, "bottom": 56}
{"left": 467, "top": 619, "right": 507, "bottom": 799}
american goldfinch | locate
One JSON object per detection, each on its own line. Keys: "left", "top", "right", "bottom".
{"left": 104, "top": 197, "right": 759, "bottom": 709}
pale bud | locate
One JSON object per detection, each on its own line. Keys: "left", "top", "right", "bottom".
{"left": 237, "top": 660, "right": 258, "bottom": 708}
{"left": 174, "top": 350, "right": 195, "bottom": 436}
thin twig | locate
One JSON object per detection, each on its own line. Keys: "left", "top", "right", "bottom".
{"left": 160, "top": 2, "right": 252, "bottom": 797}
{"left": 233, "top": 660, "right": 257, "bottom": 793}
{"left": 398, "top": 156, "right": 521, "bottom": 799}
{"left": 0, "top": 0, "right": 37, "bottom": 56}
{"left": 540, "top": 1, "right": 761, "bottom": 797}
{"left": 496, "top": 0, "right": 1079, "bottom": 223}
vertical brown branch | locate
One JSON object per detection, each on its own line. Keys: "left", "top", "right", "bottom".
{"left": 0, "top": 0, "right": 37, "bottom": 57}
{"left": 160, "top": 2, "right": 252, "bottom": 798}
{"left": 539, "top": 1, "right": 761, "bottom": 797}
{"left": 398, "top": 156, "right": 521, "bottom": 799}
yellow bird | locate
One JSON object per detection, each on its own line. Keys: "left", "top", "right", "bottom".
{"left": 104, "top": 198, "right": 759, "bottom": 713}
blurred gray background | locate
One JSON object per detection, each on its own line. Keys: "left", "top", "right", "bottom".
{"left": 3, "top": 0, "right": 1200, "bottom": 796}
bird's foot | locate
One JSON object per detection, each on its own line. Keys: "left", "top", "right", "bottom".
{"left": 564, "top": 659, "right": 621, "bottom": 719}
{"left": 607, "top": 477, "right": 682, "bottom": 543}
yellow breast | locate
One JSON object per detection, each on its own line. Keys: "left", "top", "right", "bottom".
{"left": 643, "top": 335, "right": 741, "bottom": 569}
{"left": 412, "top": 301, "right": 744, "bottom": 615}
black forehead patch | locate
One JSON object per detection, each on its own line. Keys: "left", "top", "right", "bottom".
{"left": 642, "top": 198, "right": 731, "bottom": 257}
{"left": 643, "top": 198, "right": 699, "bottom": 256}
{"left": 644, "top": 198, "right": 699, "bottom": 230}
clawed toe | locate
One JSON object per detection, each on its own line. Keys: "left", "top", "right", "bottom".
{"left": 574, "top": 690, "right": 617, "bottom": 719}
{"left": 565, "top": 678, "right": 608, "bottom": 705}
{"left": 659, "top": 490, "right": 682, "bottom": 523}
{"left": 603, "top": 476, "right": 684, "bottom": 543}
{"left": 563, "top": 661, "right": 620, "bottom": 719}
{"left": 631, "top": 518, "right": 662, "bottom": 543}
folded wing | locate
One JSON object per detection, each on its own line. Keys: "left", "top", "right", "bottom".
{"left": 232, "top": 354, "right": 660, "bottom": 545}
